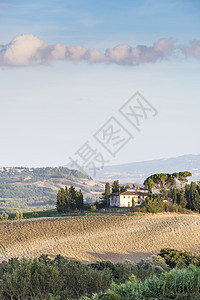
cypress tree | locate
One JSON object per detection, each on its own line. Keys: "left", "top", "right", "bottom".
{"left": 105, "top": 182, "right": 111, "bottom": 207}
{"left": 60, "top": 188, "right": 66, "bottom": 212}
{"left": 68, "top": 186, "right": 76, "bottom": 211}
{"left": 56, "top": 190, "right": 63, "bottom": 213}
{"left": 172, "top": 188, "right": 177, "bottom": 204}
{"left": 192, "top": 190, "right": 200, "bottom": 212}
{"left": 64, "top": 186, "right": 70, "bottom": 212}
{"left": 178, "top": 190, "right": 187, "bottom": 208}
{"left": 76, "top": 189, "right": 84, "bottom": 210}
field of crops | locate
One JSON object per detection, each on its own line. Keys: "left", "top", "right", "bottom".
{"left": 1, "top": 213, "right": 200, "bottom": 263}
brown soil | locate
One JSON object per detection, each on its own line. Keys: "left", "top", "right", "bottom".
{"left": 1, "top": 213, "right": 200, "bottom": 263}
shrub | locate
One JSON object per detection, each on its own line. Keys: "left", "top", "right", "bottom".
{"left": 1, "top": 212, "right": 8, "bottom": 221}
{"left": 91, "top": 205, "right": 96, "bottom": 212}
{"left": 158, "top": 248, "right": 200, "bottom": 268}
{"left": 87, "top": 266, "right": 200, "bottom": 299}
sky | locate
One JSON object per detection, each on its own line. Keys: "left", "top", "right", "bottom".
{"left": 0, "top": 0, "right": 200, "bottom": 174}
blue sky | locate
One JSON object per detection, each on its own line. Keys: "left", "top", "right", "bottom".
{"left": 0, "top": 0, "right": 200, "bottom": 171}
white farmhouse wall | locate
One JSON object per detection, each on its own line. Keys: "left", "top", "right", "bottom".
{"left": 119, "top": 195, "right": 146, "bottom": 207}
{"left": 110, "top": 188, "right": 148, "bottom": 207}
{"left": 110, "top": 195, "right": 120, "bottom": 207}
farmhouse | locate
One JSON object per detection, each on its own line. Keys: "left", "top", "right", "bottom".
{"left": 110, "top": 187, "right": 148, "bottom": 207}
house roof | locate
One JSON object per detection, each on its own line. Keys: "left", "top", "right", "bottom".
{"left": 120, "top": 190, "right": 148, "bottom": 196}
{"left": 111, "top": 188, "right": 148, "bottom": 196}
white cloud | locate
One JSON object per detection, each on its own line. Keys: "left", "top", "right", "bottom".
{"left": 51, "top": 44, "right": 66, "bottom": 60}
{"left": 105, "top": 39, "right": 174, "bottom": 65}
{"left": 181, "top": 40, "right": 200, "bottom": 58}
{"left": 3, "top": 34, "right": 44, "bottom": 66}
{"left": 65, "top": 45, "right": 86, "bottom": 61}
{"left": 0, "top": 34, "right": 199, "bottom": 67}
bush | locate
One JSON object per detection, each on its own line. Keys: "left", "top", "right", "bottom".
{"left": 0, "top": 253, "right": 199, "bottom": 299}
{"left": 1, "top": 212, "right": 8, "bottom": 221}
{"left": 91, "top": 205, "right": 96, "bottom": 212}
{"left": 140, "top": 194, "right": 164, "bottom": 213}
{"left": 89, "top": 256, "right": 168, "bottom": 283}
{"left": 158, "top": 248, "right": 200, "bottom": 268}
{"left": 0, "top": 256, "right": 111, "bottom": 299}
{"left": 86, "top": 266, "right": 200, "bottom": 299}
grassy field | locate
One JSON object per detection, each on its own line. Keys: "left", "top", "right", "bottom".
{"left": 1, "top": 213, "right": 200, "bottom": 263}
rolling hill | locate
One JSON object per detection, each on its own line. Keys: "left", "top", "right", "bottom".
{"left": 0, "top": 167, "right": 104, "bottom": 213}
{"left": 1, "top": 213, "right": 200, "bottom": 263}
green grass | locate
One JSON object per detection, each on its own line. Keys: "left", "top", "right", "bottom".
{"left": 7, "top": 209, "right": 85, "bottom": 220}
{"left": 3, "top": 207, "right": 145, "bottom": 221}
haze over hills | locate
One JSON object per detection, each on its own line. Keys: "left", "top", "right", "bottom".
{"left": 96, "top": 154, "right": 200, "bottom": 184}
{"left": 0, "top": 167, "right": 104, "bottom": 213}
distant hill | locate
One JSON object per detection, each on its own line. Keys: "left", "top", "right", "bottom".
{"left": 0, "top": 167, "right": 104, "bottom": 213}
{"left": 96, "top": 154, "right": 200, "bottom": 184}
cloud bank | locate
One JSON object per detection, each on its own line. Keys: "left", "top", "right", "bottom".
{"left": 0, "top": 34, "right": 199, "bottom": 67}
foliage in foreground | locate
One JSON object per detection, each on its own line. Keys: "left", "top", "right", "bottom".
{"left": 84, "top": 265, "right": 200, "bottom": 300}
{"left": 1, "top": 250, "right": 200, "bottom": 299}
{"left": 0, "top": 255, "right": 167, "bottom": 300}
{"left": 0, "top": 256, "right": 110, "bottom": 300}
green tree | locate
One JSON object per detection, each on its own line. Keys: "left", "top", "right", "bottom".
{"left": 76, "top": 189, "right": 84, "bottom": 210}
{"left": 172, "top": 188, "right": 178, "bottom": 204}
{"left": 112, "top": 180, "right": 120, "bottom": 193}
{"left": 104, "top": 182, "right": 111, "bottom": 207}
{"left": 144, "top": 171, "right": 192, "bottom": 192}
{"left": 19, "top": 211, "right": 23, "bottom": 219}
{"left": 186, "top": 182, "right": 196, "bottom": 210}
{"left": 56, "top": 186, "right": 84, "bottom": 213}
{"left": 56, "top": 188, "right": 67, "bottom": 213}
{"left": 120, "top": 185, "right": 125, "bottom": 192}
{"left": 178, "top": 171, "right": 192, "bottom": 188}
{"left": 141, "top": 194, "right": 164, "bottom": 213}
{"left": 68, "top": 186, "right": 76, "bottom": 211}
{"left": 178, "top": 190, "right": 187, "bottom": 208}
{"left": 15, "top": 211, "right": 20, "bottom": 219}
{"left": 192, "top": 190, "right": 200, "bottom": 212}
{"left": 132, "top": 198, "right": 135, "bottom": 211}
{"left": 56, "top": 190, "right": 63, "bottom": 213}
{"left": 125, "top": 185, "right": 131, "bottom": 189}
{"left": 99, "top": 183, "right": 111, "bottom": 208}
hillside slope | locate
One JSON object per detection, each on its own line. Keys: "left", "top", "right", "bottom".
{"left": 1, "top": 213, "right": 200, "bottom": 263}
{"left": 0, "top": 167, "right": 104, "bottom": 212}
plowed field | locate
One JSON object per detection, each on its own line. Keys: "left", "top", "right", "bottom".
{"left": 1, "top": 213, "right": 200, "bottom": 263}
